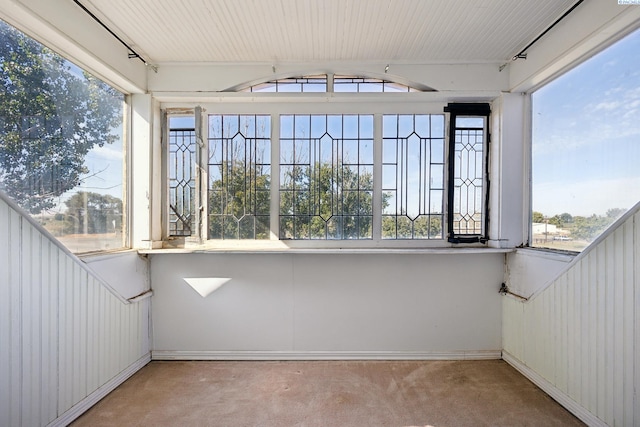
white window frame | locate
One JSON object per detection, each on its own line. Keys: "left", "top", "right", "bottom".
{"left": 163, "top": 93, "right": 491, "bottom": 249}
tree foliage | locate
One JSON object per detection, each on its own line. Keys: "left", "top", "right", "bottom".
{"left": 280, "top": 162, "right": 374, "bottom": 239}
{"left": 209, "top": 161, "right": 270, "bottom": 239}
{"left": 532, "top": 211, "right": 545, "bottom": 223}
{"left": 0, "top": 21, "right": 122, "bottom": 213}
{"left": 381, "top": 213, "right": 442, "bottom": 239}
{"left": 536, "top": 208, "right": 627, "bottom": 242}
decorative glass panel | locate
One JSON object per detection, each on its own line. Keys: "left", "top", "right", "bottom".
{"left": 451, "top": 116, "right": 485, "bottom": 236}
{"left": 279, "top": 115, "right": 374, "bottom": 239}
{"left": 168, "top": 117, "right": 195, "bottom": 236}
{"left": 208, "top": 115, "right": 271, "bottom": 239}
{"left": 382, "top": 114, "right": 445, "bottom": 239}
{"left": 243, "top": 76, "right": 326, "bottom": 93}
{"left": 334, "top": 75, "right": 421, "bottom": 93}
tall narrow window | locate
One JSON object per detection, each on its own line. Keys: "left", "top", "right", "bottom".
{"left": 382, "top": 114, "right": 445, "bottom": 239}
{"left": 168, "top": 117, "right": 196, "bottom": 236}
{"left": 208, "top": 115, "right": 271, "bottom": 239}
{"left": 445, "top": 103, "right": 490, "bottom": 243}
{"left": 279, "top": 115, "right": 374, "bottom": 239}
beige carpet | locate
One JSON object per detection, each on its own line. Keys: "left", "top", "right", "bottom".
{"left": 72, "top": 360, "right": 584, "bottom": 427}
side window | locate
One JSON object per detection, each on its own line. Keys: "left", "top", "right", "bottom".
{"left": 445, "top": 104, "right": 490, "bottom": 243}
{"left": 0, "top": 19, "right": 126, "bottom": 253}
{"left": 531, "top": 29, "right": 640, "bottom": 252}
{"left": 168, "top": 117, "right": 196, "bottom": 237}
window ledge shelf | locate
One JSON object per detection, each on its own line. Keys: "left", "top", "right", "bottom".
{"left": 138, "top": 247, "right": 514, "bottom": 255}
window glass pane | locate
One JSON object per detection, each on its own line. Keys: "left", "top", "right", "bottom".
{"left": 531, "top": 28, "right": 640, "bottom": 252}
{"left": 168, "top": 122, "right": 196, "bottom": 237}
{"left": 279, "top": 115, "right": 374, "bottom": 239}
{"left": 244, "top": 76, "right": 327, "bottom": 92}
{"left": 333, "top": 75, "right": 421, "bottom": 93}
{"left": 451, "top": 116, "right": 486, "bottom": 237}
{"left": 207, "top": 115, "right": 271, "bottom": 239}
{"left": 0, "top": 20, "right": 125, "bottom": 253}
{"left": 382, "top": 114, "right": 445, "bottom": 239}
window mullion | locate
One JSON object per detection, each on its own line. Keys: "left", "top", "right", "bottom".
{"left": 195, "top": 106, "right": 207, "bottom": 243}
{"left": 372, "top": 113, "right": 382, "bottom": 240}
{"left": 270, "top": 113, "right": 280, "bottom": 240}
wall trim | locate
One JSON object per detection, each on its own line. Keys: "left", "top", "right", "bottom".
{"left": 48, "top": 353, "right": 151, "bottom": 427}
{"left": 502, "top": 351, "right": 607, "bottom": 427}
{"left": 151, "top": 350, "right": 501, "bottom": 361}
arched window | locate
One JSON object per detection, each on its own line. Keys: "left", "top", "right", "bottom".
{"left": 240, "top": 74, "right": 425, "bottom": 93}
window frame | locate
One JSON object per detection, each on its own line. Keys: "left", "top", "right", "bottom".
{"left": 164, "top": 95, "right": 491, "bottom": 249}
{"left": 444, "top": 103, "right": 491, "bottom": 244}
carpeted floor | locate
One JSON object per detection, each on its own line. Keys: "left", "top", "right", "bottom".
{"left": 72, "top": 360, "right": 584, "bottom": 427}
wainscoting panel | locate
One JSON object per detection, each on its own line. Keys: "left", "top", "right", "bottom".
{"left": 503, "top": 204, "right": 639, "bottom": 426}
{"left": 0, "top": 192, "right": 151, "bottom": 427}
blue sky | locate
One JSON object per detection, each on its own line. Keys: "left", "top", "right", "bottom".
{"left": 532, "top": 27, "right": 640, "bottom": 217}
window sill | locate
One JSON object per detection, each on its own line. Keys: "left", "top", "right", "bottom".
{"left": 515, "top": 247, "right": 578, "bottom": 262}
{"left": 138, "top": 246, "right": 513, "bottom": 255}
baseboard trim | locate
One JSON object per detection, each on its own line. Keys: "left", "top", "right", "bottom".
{"left": 502, "top": 351, "right": 607, "bottom": 427}
{"left": 48, "top": 353, "right": 151, "bottom": 427}
{"left": 151, "top": 350, "right": 502, "bottom": 361}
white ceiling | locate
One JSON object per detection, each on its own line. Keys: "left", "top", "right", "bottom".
{"left": 81, "top": 0, "right": 577, "bottom": 64}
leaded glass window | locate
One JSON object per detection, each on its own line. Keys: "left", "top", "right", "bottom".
{"left": 382, "top": 115, "right": 445, "bottom": 239}
{"left": 444, "top": 103, "right": 490, "bottom": 243}
{"left": 207, "top": 115, "right": 271, "bottom": 239}
{"left": 279, "top": 115, "right": 374, "bottom": 239}
{"left": 334, "top": 75, "right": 420, "bottom": 93}
{"left": 168, "top": 118, "right": 196, "bottom": 236}
{"left": 451, "top": 117, "right": 486, "bottom": 236}
{"left": 243, "top": 76, "right": 327, "bottom": 93}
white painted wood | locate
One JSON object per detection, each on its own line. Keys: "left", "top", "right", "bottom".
{"left": 48, "top": 354, "right": 151, "bottom": 427}
{"left": 151, "top": 252, "right": 503, "bottom": 355}
{"left": 503, "top": 202, "right": 640, "bottom": 427}
{"left": 510, "top": 2, "right": 640, "bottom": 92}
{"left": 0, "top": 193, "right": 152, "bottom": 427}
{"left": 82, "top": 251, "right": 150, "bottom": 299}
{"left": 152, "top": 350, "right": 501, "bottom": 361}
{"left": 503, "top": 351, "right": 609, "bottom": 427}
{"left": 489, "top": 93, "right": 527, "bottom": 249}
{"left": 60, "top": 0, "right": 571, "bottom": 64}
{"left": 130, "top": 93, "right": 156, "bottom": 249}
{"left": 505, "top": 249, "right": 574, "bottom": 298}
{"left": 149, "top": 63, "right": 509, "bottom": 94}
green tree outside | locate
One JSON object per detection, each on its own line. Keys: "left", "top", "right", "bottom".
{"left": 279, "top": 161, "right": 374, "bottom": 239}
{"left": 63, "top": 191, "right": 122, "bottom": 234}
{"left": 0, "top": 20, "right": 122, "bottom": 214}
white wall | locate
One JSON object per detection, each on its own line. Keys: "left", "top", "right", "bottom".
{"left": 0, "top": 193, "right": 151, "bottom": 427}
{"left": 503, "top": 206, "right": 640, "bottom": 426}
{"left": 83, "top": 251, "right": 150, "bottom": 300}
{"left": 505, "top": 249, "right": 573, "bottom": 299}
{"left": 150, "top": 251, "right": 504, "bottom": 359}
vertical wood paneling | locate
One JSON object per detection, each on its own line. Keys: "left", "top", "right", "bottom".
{"left": 634, "top": 212, "right": 640, "bottom": 427}
{"left": 0, "top": 203, "right": 12, "bottom": 426}
{"left": 622, "top": 221, "right": 634, "bottom": 426}
{"left": 0, "top": 195, "right": 150, "bottom": 426}
{"left": 504, "top": 206, "right": 639, "bottom": 426}
{"left": 9, "top": 210, "right": 22, "bottom": 427}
